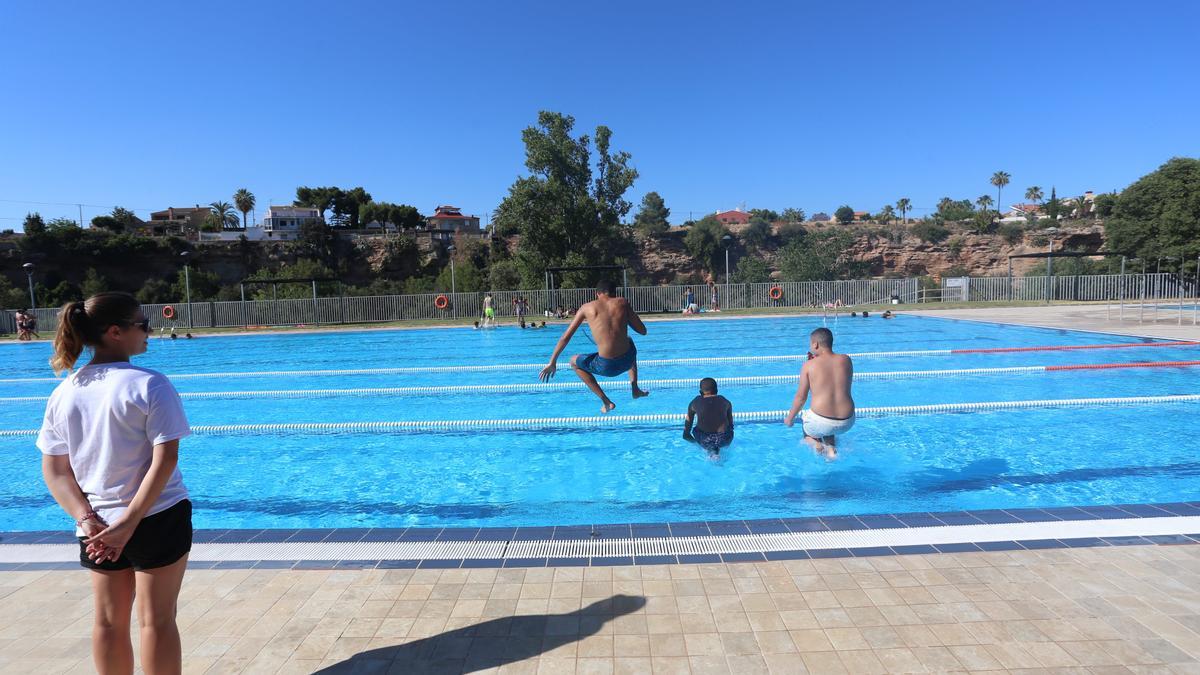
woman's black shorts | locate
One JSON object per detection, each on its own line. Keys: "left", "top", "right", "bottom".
{"left": 78, "top": 499, "right": 193, "bottom": 571}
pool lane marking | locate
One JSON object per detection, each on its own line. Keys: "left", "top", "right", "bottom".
{"left": 1, "top": 393, "right": 1197, "bottom": 437}
{"left": 3, "top": 516, "right": 1197, "bottom": 563}
{"left": 6, "top": 360, "right": 1200, "bottom": 403}
{"left": 1, "top": 340, "right": 1196, "bottom": 384}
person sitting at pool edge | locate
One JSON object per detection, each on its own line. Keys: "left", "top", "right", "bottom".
{"left": 683, "top": 377, "right": 734, "bottom": 458}
{"left": 539, "top": 279, "right": 649, "bottom": 413}
{"left": 784, "top": 327, "right": 855, "bottom": 460}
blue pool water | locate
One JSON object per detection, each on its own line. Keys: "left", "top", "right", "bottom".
{"left": 1, "top": 314, "right": 1198, "bottom": 531}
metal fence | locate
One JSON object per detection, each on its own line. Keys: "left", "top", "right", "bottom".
{"left": 2, "top": 278, "right": 920, "bottom": 334}
{"left": 939, "top": 273, "right": 1195, "bottom": 303}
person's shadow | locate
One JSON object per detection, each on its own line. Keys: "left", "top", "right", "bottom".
{"left": 315, "top": 594, "right": 647, "bottom": 674}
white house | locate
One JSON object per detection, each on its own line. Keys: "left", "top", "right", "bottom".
{"left": 262, "top": 206, "right": 322, "bottom": 241}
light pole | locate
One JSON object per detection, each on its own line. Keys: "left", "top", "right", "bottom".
{"left": 21, "top": 263, "right": 35, "bottom": 309}
{"left": 180, "top": 251, "right": 193, "bottom": 328}
{"left": 722, "top": 235, "right": 732, "bottom": 284}
{"left": 1045, "top": 227, "right": 1058, "bottom": 304}
{"left": 446, "top": 245, "right": 457, "bottom": 319}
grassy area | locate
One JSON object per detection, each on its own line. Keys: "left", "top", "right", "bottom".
{"left": 1, "top": 299, "right": 1116, "bottom": 341}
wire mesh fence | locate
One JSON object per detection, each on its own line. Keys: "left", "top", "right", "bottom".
{"left": 6, "top": 273, "right": 1195, "bottom": 334}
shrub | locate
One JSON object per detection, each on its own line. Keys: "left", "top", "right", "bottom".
{"left": 911, "top": 221, "right": 950, "bottom": 244}
{"left": 998, "top": 222, "right": 1024, "bottom": 245}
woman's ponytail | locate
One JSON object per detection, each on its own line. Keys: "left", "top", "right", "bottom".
{"left": 50, "top": 301, "right": 88, "bottom": 375}
{"left": 49, "top": 293, "right": 140, "bottom": 376}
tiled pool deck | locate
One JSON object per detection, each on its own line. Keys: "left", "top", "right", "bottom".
{"left": 2, "top": 540, "right": 1198, "bottom": 674}
{"left": 3, "top": 503, "right": 1200, "bottom": 571}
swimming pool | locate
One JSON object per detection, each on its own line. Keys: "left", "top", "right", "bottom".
{"left": 1, "top": 314, "right": 1198, "bottom": 531}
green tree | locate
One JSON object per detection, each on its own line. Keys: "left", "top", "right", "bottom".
{"left": 834, "top": 205, "right": 855, "bottom": 224}
{"left": 749, "top": 208, "right": 779, "bottom": 222}
{"left": 780, "top": 207, "right": 805, "bottom": 223}
{"left": 492, "top": 111, "right": 638, "bottom": 288}
{"left": 936, "top": 198, "right": 974, "bottom": 222}
{"left": 330, "top": 187, "right": 372, "bottom": 228}
{"left": 487, "top": 259, "right": 522, "bottom": 290}
{"left": 1044, "top": 186, "right": 1062, "bottom": 221}
{"left": 991, "top": 171, "right": 1011, "bottom": 212}
{"left": 976, "top": 195, "right": 994, "bottom": 212}
{"left": 1093, "top": 192, "right": 1117, "bottom": 217}
{"left": 22, "top": 213, "right": 46, "bottom": 235}
{"left": 171, "top": 268, "right": 220, "bottom": 301}
{"left": 80, "top": 268, "right": 108, "bottom": 297}
{"left": 1024, "top": 186, "right": 1043, "bottom": 204}
{"left": 0, "top": 275, "right": 28, "bottom": 308}
{"left": 683, "top": 215, "right": 730, "bottom": 274}
{"left": 742, "top": 216, "right": 772, "bottom": 250}
{"left": 435, "top": 257, "right": 484, "bottom": 293}
{"left": 730, "top": 256, "right": 771, "bottom": 284}
{"left": 234, "top": 189, "right": 256, "bottom": 228}
{"left": 91, "top": 215, "right": 123, "bottom": 232}
{"left": 877, "top": 205, "right": 895, "bottom": 225}
{"left": 293, "top": 186, "right": 339, "bottom": 220}
{"left": 245, "top": 260, "right": 338, "bottom": 299}
{"left": 633, "top": 191, "right": 671, "bottom": 236}
{"left": 111, "top": 207, "right": 139, "bottom": 229}
{"left": 895, "top": 198, "right": 911, "bottom": 224}
{"left": 778, "top": 230, "right": 863, "bottom": 281}
{"left": 47, "top": 217, "right": 81, "bottom": 232}
{"left": 293, "top": 218, "right": 335, "bottom": 264}
{"left": 136, "top": 278, "right": 172, "bottom": 304}
{"left": 209, "top": 201, "right": 240, "bottom": 230}
{"left": 1104, "top": 157, "right": 1200, "bottom": 261}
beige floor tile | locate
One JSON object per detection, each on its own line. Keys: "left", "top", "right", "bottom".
{"left": 649, "top": 655, "right": 690, "bottom": 674}
{"left": 837, "top": 648, "right": 888, "bottom": 674}
{"left": 789, "top": 629, "right": 834, "bottom": 652}
{"left": 800, "top": 650, "right": 848, "bottom": 674}
{"left": 684, "top": 633, "right": 725, "bottom": 657}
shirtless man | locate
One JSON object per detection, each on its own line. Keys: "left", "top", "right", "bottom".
{"left": 784, "top": 327, "right": 855, "bottom": 459}
{"left": 539, "top": 280, "right": 649, "bottom": 413}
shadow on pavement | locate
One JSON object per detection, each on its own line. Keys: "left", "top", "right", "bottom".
{"left": 315, "top": 593, "right": 647, "bottom": 673}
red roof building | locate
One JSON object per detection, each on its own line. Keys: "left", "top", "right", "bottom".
{"left": 426, "top": 205, "right": 481, "bottom": 233}
{"left": 714, "top": 209, "right": 751, "bottom": 226}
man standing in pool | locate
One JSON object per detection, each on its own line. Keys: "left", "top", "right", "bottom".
{"left": 784, "top": 327, "right": 855, "bottom": 459}
{"left": 539, "top": 279, "right": 649, "bottom": 413}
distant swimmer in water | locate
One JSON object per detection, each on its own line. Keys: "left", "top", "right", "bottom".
{"left": 784, "top": 327, "right": 855, "bottom": 460}
{"left": 539, "top": 279, "right": 649, "bottom": 413}
{"left": 683, "top": 377, "right": 733, "bottom": 458}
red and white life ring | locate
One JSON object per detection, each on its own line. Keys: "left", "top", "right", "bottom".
{"left": 162, "top": 305, "right": 176, "bottom": 320}
{"left": 434, "top": 295, "right": 449, "bottom": 310}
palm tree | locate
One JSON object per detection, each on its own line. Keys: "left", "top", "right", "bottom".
{"left": 233, "top": 189, "right": 255, "bottom": 229}
{"left": 209, "top": 201, "right": 240, "bottom": 230}
{"left": 1025, "top": 186, "right": 1043, "bottom": 204}
{"left": 976, "top": 195, "right": 994, "bottom": 213}
{"left": 896, "top": 198, "right": 911, "bottom": 224}
{"left": 990, "top": 171, "right": 1010, "bottom": 214}
{"left": 878, "top": 204, "right": 895, "bottom": 225}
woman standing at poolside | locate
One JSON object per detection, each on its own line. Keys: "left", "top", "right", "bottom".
{"left": 39, "top": 292, "right": 192, "bottom": 675}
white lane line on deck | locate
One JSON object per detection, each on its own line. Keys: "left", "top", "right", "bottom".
{"left": 1, "top": 516, "right": 1196, "bottom": 563}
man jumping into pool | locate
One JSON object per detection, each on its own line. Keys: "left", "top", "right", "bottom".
{"left": 539, "top": 279, "right": 649, "bottom": 413}
{"left": 784, "top": 327, "right": 855, "bottom": 459}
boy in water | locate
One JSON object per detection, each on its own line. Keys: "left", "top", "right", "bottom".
{"left": 540, "top": 280, "right": 649, "bottom": 413}
{"left": 683, "top": 378, "right": 734, "bottom": 458}
{"left": 784, "top": 327, "right": 855, "bottom": 459}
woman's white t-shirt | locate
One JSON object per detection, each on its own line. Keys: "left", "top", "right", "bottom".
{"left": 37, "top": 362, "right": 191, "bottom": 527}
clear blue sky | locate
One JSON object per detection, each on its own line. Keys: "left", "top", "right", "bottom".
{"left": 2, "top": 0, "right": 1197, "bottom": 227}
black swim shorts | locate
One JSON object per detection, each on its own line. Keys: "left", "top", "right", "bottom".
{"left": 79, "top": 499, "right": 193, "bottom": 571}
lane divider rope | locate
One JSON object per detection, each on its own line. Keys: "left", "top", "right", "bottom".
{"left": 1, "top": 394, "right": 1196, "bottom": 437}
{"left": 4, "top": 361, "right": 1198, "bottom": 403}
{"left": 1, "top": 340, "right": 1196, "bottom": 384}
